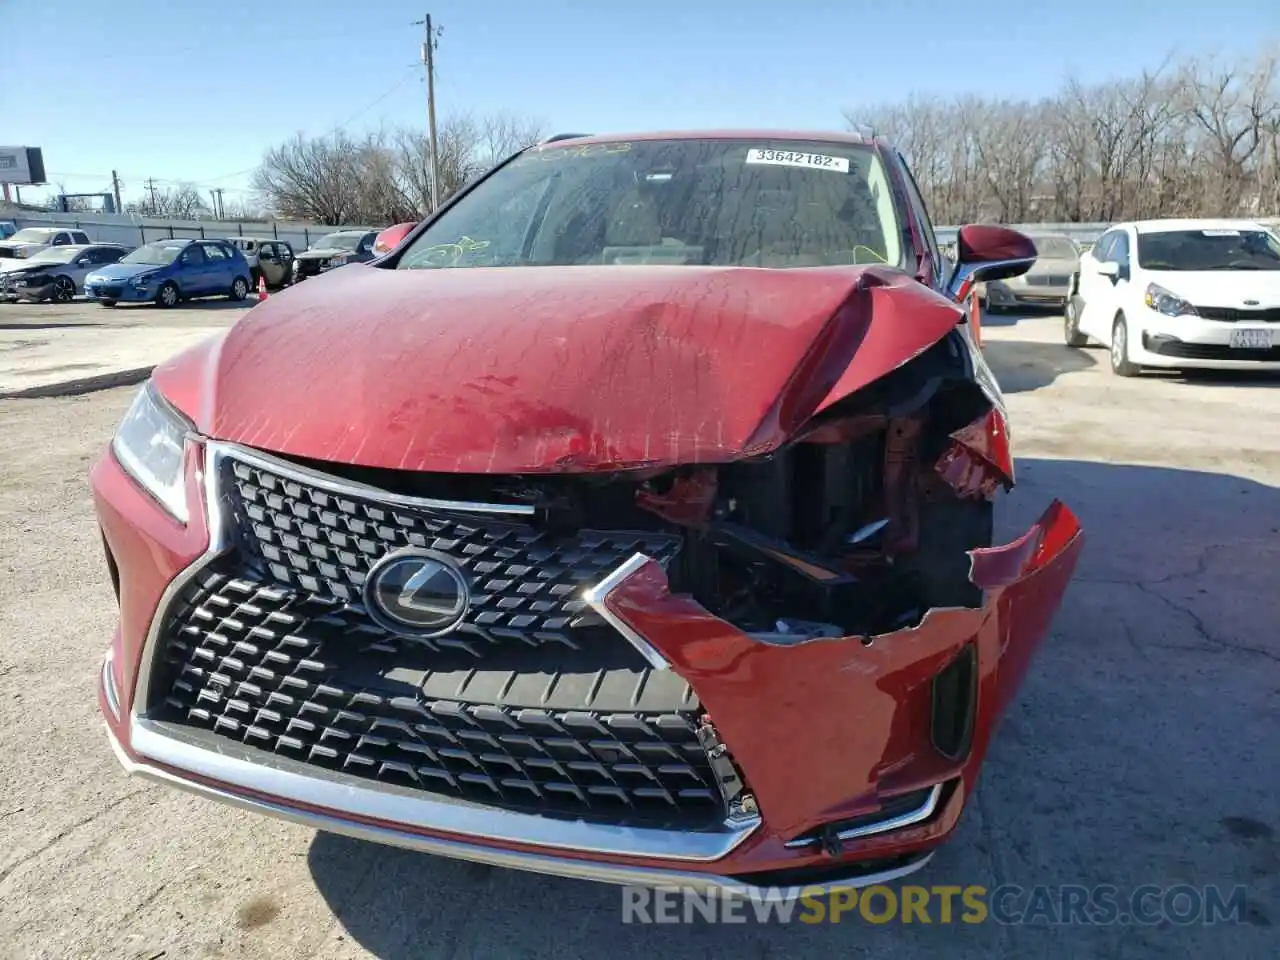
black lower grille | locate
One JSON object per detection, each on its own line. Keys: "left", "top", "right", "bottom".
{"left": 1145, "top": 335, "right": 1280, "bottom": 362}
{"left": 95, "top": 285, "right": 123, "bottom": 298}
{"left": 152, "top": 564, "right": 725, "bottom": 827}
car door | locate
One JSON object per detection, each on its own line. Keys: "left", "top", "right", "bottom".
{"left": 68, "top": 247, "right": 113, "bottom": 289}
{"left": 1076, "top": 231, "right": 1118, "bottom": 340}
{"left": 1108, "top": 230, "right": 1136, "bottom": 328}
{"left": 199, "top": 242, "right": 236, "bottom": 292}
{"left": 175, "top": 243, "right": 209, "bottom": 294}
{"left": 258, "top": 242, "right": 284, "bottom": 285}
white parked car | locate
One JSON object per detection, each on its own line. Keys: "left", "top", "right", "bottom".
{"left": 1064, "top": 219, "right": 1280, "bottom": 375}
{"left": 0, "top": 226, "right": 92, "bottom": 261}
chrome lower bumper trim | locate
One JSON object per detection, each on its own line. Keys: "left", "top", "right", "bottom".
{"left": 782, "top": 783, "right": 944, "bottom": 849}
{"left": 106, "top": 721, "right": 933, "bottom": 894}
{"left": 128, "top": 716, "right": 758, "bottom": 862}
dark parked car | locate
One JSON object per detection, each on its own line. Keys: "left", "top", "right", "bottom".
{"left": 291, "top": 229, "right": 377, "bottom": 281}
{"left": 93, "top": 131, "right": 1082, "bottom": 895}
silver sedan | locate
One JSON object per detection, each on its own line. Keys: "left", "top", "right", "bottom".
{"left": 0, "top": 243, "right": 130, "bottom": 303}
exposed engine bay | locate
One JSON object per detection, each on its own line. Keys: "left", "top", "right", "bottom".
{"left": 285, "top": 327, "right": 1006, "bottom": 641}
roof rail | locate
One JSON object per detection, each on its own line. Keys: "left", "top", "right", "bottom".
{"left": 542, "top": 132, "right": 593, "bottom": 144}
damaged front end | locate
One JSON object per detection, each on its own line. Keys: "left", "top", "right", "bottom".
{"left": 104, "top": 266, "right": 1081, "bottom": 889}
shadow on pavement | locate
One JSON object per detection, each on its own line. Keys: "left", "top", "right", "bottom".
{"left": 0, "top": 321, "right": 109, "bottom": 330}
{"left": 306, "top": 457, "right": 1278, "bottom": 960}
{"left": 979, "top": 306, "right": 1062, "bottom": 328}
{"left": 110, "top": 298, "right": 255, "bottom": 312}
{"left": 983, "top": 339, "right": 1097, "bottom": 393}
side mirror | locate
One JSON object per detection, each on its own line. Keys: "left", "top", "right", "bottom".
{"left": 75, "top": 258, "right": 91, "bottom": 267}
{"left": 946, "top": 224, "right": 1038, "bottom": 302}
{"left": 1096, "top": 261, "right": 1120, "bottom": 278}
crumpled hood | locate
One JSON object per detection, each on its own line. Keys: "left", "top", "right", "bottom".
{"left": 152, "top": 262, "right": 965, "bottom": 473}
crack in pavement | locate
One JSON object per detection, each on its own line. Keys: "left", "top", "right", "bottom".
{"left": 1133, "top": 581, "right": 1280, "bottom": 664}
{"left": 0, "top": 787, "right": 151, "bottom": 886}
{"left": 1073, "top": 542, "right": 1229, "bottom": 587}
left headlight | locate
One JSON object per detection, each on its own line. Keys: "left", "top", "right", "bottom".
{"left": 111, "top": 382, "right": 192, "bottom": 523}
{"left": 1144, "top": 282, "right": 1198, "bottom": 318}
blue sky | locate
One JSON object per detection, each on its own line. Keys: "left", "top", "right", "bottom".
{"left": 2, "top": 0, "right": 1275, "bottom": 208}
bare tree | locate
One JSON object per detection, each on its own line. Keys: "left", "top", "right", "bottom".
{"left": 844, "top": 48, "right": 1280, "bottom": 224}
{"left": 126, "top": 183, "right": 208, "bottom": 219}
{"left": 252, "top": 113, "right": 545, "bottom": 225}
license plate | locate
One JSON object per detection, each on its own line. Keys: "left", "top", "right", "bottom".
{"left": 1230, "top": 329, "right": 1273, "bottom": 350}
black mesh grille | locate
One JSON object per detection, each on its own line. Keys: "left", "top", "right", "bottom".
{"left": 1195, "top": 306, "right": 1280, "bottom": 324}
{"left": 225, "top": 456, "right": 682, "bottom": 650}
{"left": 153, "top": 566, "right": 726, "bottom": 828}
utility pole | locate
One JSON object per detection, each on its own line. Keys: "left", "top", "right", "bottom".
{"left": 209, "top": 188, "right": 225, "bottom": 219}
{"left": 111, "top": 170, "right": 123, "bottom": 214}
{"left": 415, "top": 14, "right": 442, "bottom": 212}
{"left": 144, "top": 178, "right": 159, "bottom": 216}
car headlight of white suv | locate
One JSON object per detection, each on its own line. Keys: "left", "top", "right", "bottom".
{"left": 1144, "top": 283, "right": 1198, "bottom": 317}
{"left": 112, "top": 382, "right": 192, "bottom": 523}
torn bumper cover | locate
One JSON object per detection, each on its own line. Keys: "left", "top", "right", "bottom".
{"left": 97, "top": 434, "right": 1082, "bottom": 891}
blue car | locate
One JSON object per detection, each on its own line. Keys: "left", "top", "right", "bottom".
{"left": 84, "top": 238, "right": 252, "bottom": 308}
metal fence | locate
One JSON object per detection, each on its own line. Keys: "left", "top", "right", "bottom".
{"left": 4, "top": 211, "right": 379, "bottom": 252}
{"left": 6, "top": 209, "right": 1115, "bottom": 252}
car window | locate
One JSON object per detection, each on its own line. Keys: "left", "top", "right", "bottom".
{"left": 1031, "top": 237, "right": 1078, "bottom": 259}
{"left": 1092, "top": 231, "right": 1118, "bottom": 263}
{"left": 7, "top": 228, "right": 58, "bottom": 244}
{"left": 202, "top": 242, "right": 230, "bottom": 261}
{"left": 397, "top": 138, "right": 904, "bottom": 270}
{"left": 72, "top": 232, "right": 90, "bottom": 244}
{"left": 51, "top": 232, "right": 71, "bottom": 246}
{"left": 1136, "top": 228, "right": 1280, "bottom": 271}
{"left": 1113, "top": 232, "right": 1130, "bottom": 266}
{"left": 180, "top": 245, "right": 206, "bottom": 266}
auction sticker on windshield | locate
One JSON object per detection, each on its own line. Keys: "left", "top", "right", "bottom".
{"left": 745, "top": 148, "right": 850, "bottom": 173}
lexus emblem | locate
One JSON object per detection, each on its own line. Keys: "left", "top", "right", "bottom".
{"left": 364, "top": 549, "right": 470, "bottom": 637}
{"left": 1243, "top": 299, "right": 1260, "bottom": 306}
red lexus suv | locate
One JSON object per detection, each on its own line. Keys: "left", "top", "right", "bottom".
{"left": 93, "top": 130, "right": 1082, "bottom": 893}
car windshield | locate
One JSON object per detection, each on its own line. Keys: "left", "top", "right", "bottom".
{"left": 315, "top": 233, "right": 363, "bottom": 251}
{"left": 1137, "top": 229, "right": 1280, "bottom": 271}
{"left": 27, "top": 247, "right": 81, "bottom": 263}
{"left": 1032, "top": 237, "right": 1077, "bottom": 259}
{"left": 121, "top": 243, "right": 184, "bottom": 265}
{"left": 9, "top": 229, "right": 57, "bottom": 244}
{"left": 396, "top": 138, "right": 904, "bottom": 270}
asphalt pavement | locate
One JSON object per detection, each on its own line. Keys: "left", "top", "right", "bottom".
{"left": 0, "top": 309, "right": 1276, "bottom": 959}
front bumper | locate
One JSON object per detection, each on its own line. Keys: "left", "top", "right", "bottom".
{"left": 94, "top": 437, "right": 1083, "bottom": 889}
{"left": 84, "top": 281, "right": 159, "bottom": 303}
{"left": 1134, "top": 315, "right": 1280, "bottom": 370}
{"left": 986, "top": 281, "right": 1069, "bottom": 307}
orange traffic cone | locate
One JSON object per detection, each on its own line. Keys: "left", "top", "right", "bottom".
{"left": 257, "top": 275, "right": 268, "bottom": 302}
